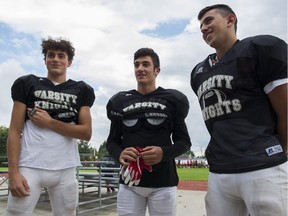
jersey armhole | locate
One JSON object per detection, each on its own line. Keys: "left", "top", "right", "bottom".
{"left": 264, "top": 78, "right": 288, "bottom": 94}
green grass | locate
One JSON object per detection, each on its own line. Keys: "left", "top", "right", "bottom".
{"left": 177, "top": 168, "right": 209, "bottom": 181}
{"left": 77, "top": 167, "right": 209, "bottom": 181}
{"left": 1, "top": 167, "right": 209, "bottom": 181}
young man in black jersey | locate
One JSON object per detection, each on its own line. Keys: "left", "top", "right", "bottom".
{"left": 6, "top": 37, "right": 95, "bottom": 215}
{"left": 190, "top": 4, "right": 287, "bottom": 216}
{"left": 106, "top": 48, "right": 191, "bottom": 216}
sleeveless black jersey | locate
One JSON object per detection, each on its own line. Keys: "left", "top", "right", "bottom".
{"left": 11, "top": 74, "right": 95, "bottom": 124}
{"left": 106, "top": 87, "right": 191, "bottom": 187}
{"left": 190, "top": 35, "right": 287, "bottom": 173}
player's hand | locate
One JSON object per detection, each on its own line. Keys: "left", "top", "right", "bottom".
{"left": 121, "top": 147, "right": 153, "bottom": 187}
{"left": 27, "top": 106, "right": 37, "bottom": 118}
{"left": 119, "top": 147, "right": 139, "bottom": 166}
{"left": 9, "top": 172, "right": 30, "bottom": 197}
{"left": 139, "top": 146, "right": 163, "bottom": 165}
{"left": 27, "top": 107, "right": 53, "bottom": 128}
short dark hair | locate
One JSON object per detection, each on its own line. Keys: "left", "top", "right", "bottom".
{"left": 198, "top": 4, "right": 237, "bottom": 33}
{"left": 41, "top": 37, "right": 75, "bottom": 61}
{"left": 134, "top": 48, "right": 160, "bottom": 68}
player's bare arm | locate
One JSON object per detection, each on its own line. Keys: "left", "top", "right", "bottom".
{"left": 29, "top": 106, "right": 92, "bottom": 141}
{"left": 7, "top": 101, "right": 30, "bottom": 197}
{"left": 267, "top": 83, "right": 287, "bottom": 154}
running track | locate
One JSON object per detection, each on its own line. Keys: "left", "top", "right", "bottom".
{"left": 177, "top": 180, "right": 208, "bottom": 191}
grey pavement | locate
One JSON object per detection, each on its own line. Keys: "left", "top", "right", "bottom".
{"left": 0, "top": 185, "right": 206, "bottom": 216}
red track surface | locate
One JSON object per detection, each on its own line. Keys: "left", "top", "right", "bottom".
{"left": 177, "top": 180, "right": 208, "bottom": 191}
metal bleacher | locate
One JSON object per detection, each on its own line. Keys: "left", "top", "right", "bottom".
{"left": 0, "top": 171, "right": 9, "bottom": 197}
{"left": 76, "top": 161, "right": 120, "bottom": 215}
{"left": 0, "top": 161, "right": 120, "bottom": 215}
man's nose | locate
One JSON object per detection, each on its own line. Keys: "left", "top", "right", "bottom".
{"left": 52, "top": 56, "right": 60, "bottom": 61}
{"left": 137, "top": 64, "right": 145, "bottom": 71}
{"left": 200, "top": 24, "right": 208, "bottom": 33}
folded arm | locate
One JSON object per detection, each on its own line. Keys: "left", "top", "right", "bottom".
{"left": 29, "top": 106, "right": 93, "bottom": 141}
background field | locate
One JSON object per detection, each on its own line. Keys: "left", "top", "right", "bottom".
{"left": 1, "top": 167, "right": 209, "bottom": 181}
{"left": 177, "top": 168, "right": 209, "bottom": 181}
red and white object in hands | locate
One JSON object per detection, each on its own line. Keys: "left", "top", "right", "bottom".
{"left": 121, "top": 147, "right": 153, "bottom": 187}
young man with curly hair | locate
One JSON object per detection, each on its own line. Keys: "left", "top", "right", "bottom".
{"left": 6, "top": 37, "right": 95, "bottom": 216}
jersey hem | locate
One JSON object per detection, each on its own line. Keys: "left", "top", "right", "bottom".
{"left": 209, "top": 158, "right": 287, "bottom": 174}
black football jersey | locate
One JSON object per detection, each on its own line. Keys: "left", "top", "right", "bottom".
{"left": 11, "top": 74, "right": 95, "bottom": 124}
{"left": 106, "top": 87, "right": 191, "bottom": 187}
{"left": 190, "top": 35, "right": 287, "bottom": 173}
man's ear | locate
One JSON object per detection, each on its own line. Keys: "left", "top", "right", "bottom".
{"left": 227, "top": 14, "right": 236, "bottom": 29}
{"left": 155, "top": 68, "right": 160, "bottom": 76}
{"left": 68, "top": 60, "right": 72, "bottom": 67}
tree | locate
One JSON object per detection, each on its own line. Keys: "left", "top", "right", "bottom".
{"left": 0, "top": 125, "right": 9, "bottom": 165}
{"left": 78, "top": 140, "right": 93, "bottom": 161}
{"left": 97, "top": 141, "right": 108, "bottom": 159}
{"left": 181, "top": 149, "right": 195, "bottom": 158}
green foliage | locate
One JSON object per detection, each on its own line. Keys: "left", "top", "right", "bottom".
{"left": 0, "top": 125, "right": 9, "bottom": 164}
{"left": 77, "top": 140, "right": 109, "bottom": 161}
{"left": 181, "top": 149, "right": 195, "bottom": 158}
{"left": 78, "top": 140, "right": 92, "bottom": 153}
{"left": 97, "top": 141, "right": 109, "bottom": 159}
{"left": 78, "top": 140, "right": 95, "bottom": 161}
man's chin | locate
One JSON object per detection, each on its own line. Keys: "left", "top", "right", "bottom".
{"left": 207, "top": 40, "right": 216, "bottom": 48}
{"left": 136, "top": 77, "right": 146, "bottom": 82}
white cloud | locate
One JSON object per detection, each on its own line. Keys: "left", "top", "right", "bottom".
{"left": 0, "top": 0, "right": 286, "bottom": 156}
{"left": 0, "top": 59, "right": 27, "bottom": 125}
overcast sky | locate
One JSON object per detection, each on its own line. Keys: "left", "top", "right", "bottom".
{"left": 0, "top": 0, "right": 287, "bottom": 156}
